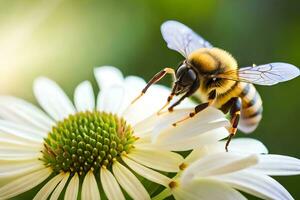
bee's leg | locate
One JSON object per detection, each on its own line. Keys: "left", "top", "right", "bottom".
{"left": 131, "top": 68, "right": 175, "bottom": 104}
{"left": 161, "top": 92, "right": 189, "bottom": 114}
{"left": 225, "top": 97, "right": 241, "bottom": 152}
{"left": 172, "top": 89, "right": 216, "bottom": 126}
{"left": 165, "top": 79, "right": 201, "bottom": 114}
{"left": 157, "top": 93, "right": 175, "bottom": 115}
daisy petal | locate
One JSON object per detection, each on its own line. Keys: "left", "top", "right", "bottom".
{"left": 133, "top": 113, "right": 160, "bottom": 138}
{"left": 97, "top": 85, "right": 125, "bottom": 114}
{"left": 0, "top": 151, "right": 40, "bottom": 160}
{"left": 64, "top": 173, "right": 79, "bottom": 200}
{"left": 33, "top": 173, "right": 65, "bottom": 200}
{"left": 132, "top": 101, "right": 198, "bottom": 137}
{"left": 122, "top": 85, "right": 170, "bottom": 125}
{"left": 112, "top": 161, "right": 150, "bottom": 200}
{"left": 117, "top": 76, "right": 147, "bottom": 115}
{"left": 184, "top": 148, "right": 210, "bottom": 165}
{"left": 127, "top": 148, "right": 183, "bottom": 172}
{"left": 74, "top": 81, "right": 95, "bottom": 112}
{"left": 34, "top": 77, "right": 75, "bottom": 121}
{"left": 124, "top": 76, "right": 146, "bottom": 92}
{"left": 173, "top": 179, "right": 246, "bottom": 200}
{"left": 82, "top": 171, "right": 100, "bottom": 200}
{"left": 214, "top": 171, "right": 293, "bottom": 200}
{"left": 182, "top": 138, "right": 268, "bottom": 164}
{"left": 50, "top": 172, "right": 69, "bottom": 200}
{"left": 0, "top": 120, "right": 44, "bottom": 142}
{"left": 250, "top": 154, "right": 300, "bottom": 176}
{"left": 0, "top": 137, "right": 41, "bottom": 150}
{"left": 0, "top": 168, "right": 52, "bottom": 199}
{"left": 0, "top": 159, "right": 44, "bottom": 178}
{"left": 153, "top": 107, "right": 229, "bottom": 143}
{"left": 219, "top": 138, "right": 268, "bottom": 154}
{"left": 139, "top": 127, "right": 228, "bottom": 151}
{"left": 101, "top": 167, "right": 125, "bottom": 200}
{"left": 122, "top": 156, "right": 171, "bottom": 186}
{"left": 181, "top": 153, "right": 258, "bottom": 185}
{"left": 0, "top": 96, "right": 54, "bottom": 132}
{"left": 94, "top": 66, "right": 123, "bottom": 91}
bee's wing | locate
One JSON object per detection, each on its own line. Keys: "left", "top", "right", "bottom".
{"left": 161, "top": 20, "right": 213, "bottom": 58}
{"left": 218, "top": 63, "right": 299, "bottom": 85}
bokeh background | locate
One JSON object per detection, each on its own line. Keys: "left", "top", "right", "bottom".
{"left": 0, "top": 0, "right": 299, "bottom": 199}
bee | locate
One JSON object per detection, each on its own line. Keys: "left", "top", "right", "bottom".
{"left": 132, "top": 20, "right": 300, "bottom": 151}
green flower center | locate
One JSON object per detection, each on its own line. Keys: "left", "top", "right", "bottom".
{"left": 41, "top": 111, "right": 136, "bottom": 176}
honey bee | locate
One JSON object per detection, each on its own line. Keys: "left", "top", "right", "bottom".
{"left": 132, "top": 20, "right": 300, "bottom": 151}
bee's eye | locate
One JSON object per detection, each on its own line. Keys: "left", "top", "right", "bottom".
{"left": 180, "top": 69, "right": 197, "bottom": 86}
{"left": 176, "top": 65, "right": 187, "bottom": 78}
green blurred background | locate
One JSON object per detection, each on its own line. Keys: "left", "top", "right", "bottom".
{"left": 0, "top": 0, "right": 299, "bottom": 199}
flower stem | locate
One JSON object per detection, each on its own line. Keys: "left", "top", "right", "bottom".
{"left": 152, "top": 188, "right": 171, "bottom": 200}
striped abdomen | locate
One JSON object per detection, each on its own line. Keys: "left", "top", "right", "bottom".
{"left": 211, "top": 81, "right": 263, "bottom": 133}
{"left": 238, "top": 82, "right": 263, "bottom": 133}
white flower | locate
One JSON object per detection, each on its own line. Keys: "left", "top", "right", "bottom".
{"left": 0, "top": 66, "right": 229, "bottom": 200}
{"left": 160, "top": 138, "right": 300, "bottom": 200}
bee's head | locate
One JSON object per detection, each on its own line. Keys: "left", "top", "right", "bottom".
{"left": 173, "top": 62, "right": 199, "bottom": 95}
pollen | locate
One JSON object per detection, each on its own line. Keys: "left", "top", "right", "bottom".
{"left": 41, "top": 111, "right": 136, "bottom": 176}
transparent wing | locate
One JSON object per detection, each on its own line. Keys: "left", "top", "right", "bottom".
{"left": 218, "top": 63, "right": 300, "bottom": 85}
{"left": 161, "top": 20, "right": 213, "bottom": 57}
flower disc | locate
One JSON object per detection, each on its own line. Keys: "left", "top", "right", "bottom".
{"left": 41, "top": 111, "right": 136, "bottom": 175}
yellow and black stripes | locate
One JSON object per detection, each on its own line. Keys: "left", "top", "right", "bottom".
{"left": 211, "top": 82, "right": 262, "bottom": 133}
{"left": 238, "top": 83, "right": 263, "bottom": 133}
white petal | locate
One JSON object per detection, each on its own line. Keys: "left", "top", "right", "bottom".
{"left": 183, "top": 138, "right": 268, "bottom": 164}
{"left": 127, "top": 148, "right": 183, "bottom": 172}
{"left": 133, "top": 108, "right": 198, "bottom": 138}
{"left": 0, "top": 136, "right": 40, "bottom": 152}
{"left": 0, "top": 137, "right": 41, "bottom": 150}
{"left": 173, "top": 179, "right": 246, "bottom": 200}
{"left": 34, "top": 77, "right": 75, "bottom": 121}
{"left": 176, "top": 96, "right": 196, "bottom": 109}
{"left": 0, "top": 151, "right": 40, "bottom": 160}
{"left": 0, "top": 167, "right": 52, "bottom": 199}
{"left": 122, "top": 84, "right": 170, "bottom": 125}
{"left": 0, "top": 159, "right": 44, "bottom": 178}
{"left": 74, "top": 81, "right": 95, "bottom": 112}
{"left": 50, "top": 172, "right": 70, "bottom": 200}
{"left": 33, "top": 173, "right": 65, "bottom": 200}
{"left": 122, "top": 156, "right": 171, "bottom": 187}
{"left": 118, "top": 76, "right": 147, "bottom": 115}
{"left": 97, "top": 85, "right": 125, "bottom": 114}
{"left": 94, "top": 66, "right": 124, "bottom": 91}
{"left": 0, "top": 96, "right": 54, "bottom": 132}
{"left": 250, "top": 154, "right": 300, "bottom": 176}
{"left": 133, "top": 113, "right": 160, "bottom": 138}
{"left": 213, "top": 171, "right": 293, "bottom": 200}
{"left": 0, "top": 119, "right": 44, "bottom": 142}
{"left": 82, "top": 171, "right": 100, "bottom": 200}
{"left": 64, "top": 173, "right": 79, "bottom": 200}
{"left": 124, "top": 76, "right": 146, "bottom": 91}
{"left": 139, "top": 127, "right": 228, "bottom": 151}
{"left": 219, "top": 138, "right": 268, "bottom": 154}
{"left": 152, "top": 107, "right": 229, "bottom": 144}
{"left": 184, "top": 147, "right": 210, "bottom": 165}
{"left": 181, "top": 153, "right": 258, "bottom": 185}
{"left": 100, "top": 167, "right": 125, "bottom": 200}
{"left": 112, "top": 161, "right": 150, "bottom": 200}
